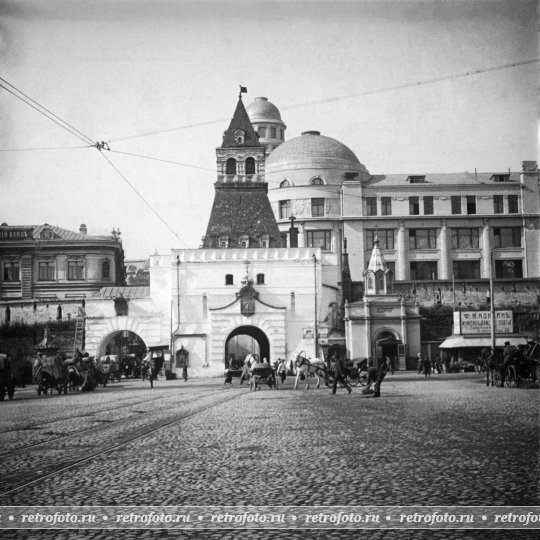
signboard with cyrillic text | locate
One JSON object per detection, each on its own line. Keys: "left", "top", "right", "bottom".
{"left": 456, "top": 310, "right": 513, "bottom": 335}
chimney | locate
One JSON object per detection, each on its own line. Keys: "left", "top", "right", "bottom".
{"left": 521, "top": 160, "right": 538, "bottom": 172}
{"left": 79, "top": 224, "right": 87, "bottom": 235}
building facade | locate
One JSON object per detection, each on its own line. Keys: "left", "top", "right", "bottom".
{"left": 1, "top": 223, "right": 125, "bottom": 324}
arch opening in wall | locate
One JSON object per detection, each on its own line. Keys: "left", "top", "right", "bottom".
{"left": 224, "top": 325, "right": 270, "bottom": 370}
{"left": 226, "top": 158, "right": 237, "bottom": 175}
{"left": 373, "top": 329, "right": 401, "bottom": 366}
{"left": 245, "top": 157, "right": 256, "bottom": 176}
{"left": 96, "top": 330, "right": 147, "bottom": 362}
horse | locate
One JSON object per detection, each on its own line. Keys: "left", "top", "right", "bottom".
{"left": 240, "top": 354, "right": 258, "bottom": 385}
{"left": 294, "top": 352, "right": 328, "bottom": 390}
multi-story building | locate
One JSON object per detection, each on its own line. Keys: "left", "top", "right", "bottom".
{"left": 0, "top": 223, "right": 125, "bottom": 324}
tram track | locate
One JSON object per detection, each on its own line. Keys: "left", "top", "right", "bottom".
{"left": 0, "top": 389, "right": 212, "bottom": 457}
{"left": 0, "top": 384, "right": 193, "bottom": 434}
{"left": 0, "top": 388, "right": 244, "bottom": 500}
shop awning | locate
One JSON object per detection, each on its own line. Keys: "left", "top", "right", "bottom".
{"left": 439, "top": 335, "right": 528, "bottom": 349}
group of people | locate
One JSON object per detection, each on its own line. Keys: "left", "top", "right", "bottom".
{"left": 417, "top": 354, "right": 448, "bottom": 377}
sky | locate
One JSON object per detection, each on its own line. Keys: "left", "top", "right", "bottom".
{"left": 0, "top": 0, "right": 538, "bottom": 259}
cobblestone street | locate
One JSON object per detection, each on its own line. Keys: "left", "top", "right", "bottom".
{"left": 0, "top": 372, "right": 537, "bottom": 539}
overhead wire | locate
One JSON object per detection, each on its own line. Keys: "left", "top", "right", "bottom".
{"left": 0, "top": 76, "right": 96, "bottom": 146}
{"left": 0, "top": 145, "right": 92, "bottom": 152}
{"left": 108, "top": 149, "right": 215, "bottom": 172}
{"left": 106, "top": 58, "right": 539, "bottom": 143}
{"left": 99, "top": 152, "right": 190, "bottom": 248}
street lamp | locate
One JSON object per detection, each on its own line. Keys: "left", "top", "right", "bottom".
{"left": 313, "top": 253, "right": 318, "bottom": 359}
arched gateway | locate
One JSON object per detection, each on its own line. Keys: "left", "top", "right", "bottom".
{"left": 225, "top": 325, "right": 270, "bottom": 369}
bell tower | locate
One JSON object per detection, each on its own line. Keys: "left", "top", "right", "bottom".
{"left": 202, "top": 90, "right": 281, "bottom": 249}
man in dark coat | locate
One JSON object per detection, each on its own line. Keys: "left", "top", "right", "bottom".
{"left": 500, "top": 341, "right": 515, "bottom": 388}
{"left": 366, "top": 357, "right": 389, "bottom": 397}
{"left": 331, "top": 354, "right": 351, "bottom": 394}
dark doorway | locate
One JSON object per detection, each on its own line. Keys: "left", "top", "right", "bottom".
{"left": 375, "top": 332, "right": 400, "bottom": 367}
{"left": 225, "top": 326, "right": 269, "bottom": 369}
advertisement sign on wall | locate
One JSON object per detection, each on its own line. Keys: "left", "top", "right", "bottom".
{"left": 455, "top": 311, "right": 513, "bottom": 335}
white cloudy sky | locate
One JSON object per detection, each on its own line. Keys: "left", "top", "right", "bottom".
{"left": 0, "top": 0, "right": 537, "bottom": 259}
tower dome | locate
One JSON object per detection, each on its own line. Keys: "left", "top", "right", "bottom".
{"left": 266, "top": 130, "right": 369, "bottom": 185}
{"left": 246, "top": 97, "right": 286, "bottom": 154}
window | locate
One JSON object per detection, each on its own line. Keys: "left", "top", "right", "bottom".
{"left": 409, "top": 196, "right": 420, "bottom": 215}
{"left": 3, "top": 262, "right": 20, "bottom": 282}
{"left": 280, "top": 179, "right": 290, "bottom": 188}
{"left": 256, "top": 273, "right": 265, "bottom": 285}
{"left": 306, "top": 230, "right": 332, "bottom": 251}
{"left": 279, "top": 200, "right": 291, "bottom": 219}
{"left": 409, "top": 229, "right": 437, "bottom": 249}
{"left": 451, "top": 196, "right": 461, "bottom": 214}
{"left": 226, "top": 158, "right": 236, "bottom": 175}
{"left": 492, "top": 174, "right": 510, "bottom": 182}
{"left": 280, "top": 233, "right": 288, "bottom": 248}
{"left": 38, "top": 261, "right": 55, "bottom": 281}
{"left": 423, "top": 196, "right": 434, "bottom": 215}
{"left": 451, "top": 228, "right": 479, "bottom": 249}
{"left": 234, "top": 129, "right": 245, "bottom": 144}
{"left": 239, "top": 235, "right": 249, "bottom": 248}
{"left": 366, "top": 197, "right": 377, "bottom": 216}
{"left": 386, "top": 261, "right": 396, "bottom": 276}
{"left": 508, "top": 195, "right": 519, "bottom": 213}
{"left": 258, "top": 126, "right": 266, "bottom": 138}
{"left": 410, "top": 261, "right": 438, "bottom": 280}
{"left": 225, "top": 274, "right": 234, "bottom": 285}
{"left": 102, "top": 259, "right": 110, "bottom": 279}
{"left": 245, "top": 157, "right": 255, "bottom": 175}
{"left": 453, "top": 261, "right": 480, "bottom": 279}
{"left": 114, "top": 297, "right": 128, "bottom": 316}
{"left": 311, "top": 198, "right": 325, "bottom": 217}
{"left": 279, "top": 128, "right": 284, "bottom": 140}
{"left": 259, "top": 235, "right": 269, "bottom": 248}
{"left": 493, "top": 227, "right": 521, "bottom": 248}
{"left": 218, "top": 236, "right": 229, "bottom": 248}
{"left": 270, "top": 127, "right": 277, "bottom": 138}
{"left": 495, "top": 260, "right": 523, "bottom": 278}
{"left": 311, "top": 177, "right": 324, "bottom": 185}
{"left": 493, "top": 195, "right": 504, "bottom": 214}
{"left": 366, "top": 229, "right": 394, "bottom": 250}
{"left": 466, "top": 195, "right": 476, "bottom": 215}
{"left": 68, "top": 260, "right": 84, "bottom": 280}
{"left": 381, "top": 197, "right": 392, "bottom": 216}
{"left": 407, "top": 175, "right": 426, "bottom": 183}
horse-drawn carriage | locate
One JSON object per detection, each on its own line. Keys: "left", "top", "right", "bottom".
{"left": 486, "top": 342, "right": 540, "bottom": 388}
{"left": 0, "top": 353, "right": 16, "bottom": 401}
{"left": 249, "top": 365, "right": 277, "bottom": 391}
{"left": 341, "top": 359, "right": 369, "bottom": 387}
{"left": 97, "top": 355, "right": 122, "bottom": 383}
{"left": 33, "top": 354, "right": 69, "bottom": 395}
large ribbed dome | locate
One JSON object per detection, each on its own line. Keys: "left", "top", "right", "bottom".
{"left": 246, "top": 97, "right": 282, "bottom": 122}
{"left": 266, "top": 131, "right": 367, "bottom": 174}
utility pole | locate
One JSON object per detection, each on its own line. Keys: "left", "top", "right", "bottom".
{"left": 489, "top": 249, "right": 496, "bottom": 354}
{"left": 313, "top": 253, "right": 318, "bottom": 359}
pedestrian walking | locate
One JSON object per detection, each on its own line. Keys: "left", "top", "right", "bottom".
{"left": 423, "top": 357, "right": 432, "bottom": 378}
{"left": 182, "top": 362, "right": 188, "bottom": 382}
{"left": 331, "top": 354, "right": 351, "bottom": 394}
{"left": 386, "top": 355, "right": 394, "bottom": 375}
{"left": 417, "top": 353, "right": 423, "bottom": 374}
{"left": 276, "top": 358, "right": 287, "bottom": 384}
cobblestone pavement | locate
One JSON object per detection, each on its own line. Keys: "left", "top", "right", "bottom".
{"left": 0, "top": 373, "right": 537, "bottom": 539}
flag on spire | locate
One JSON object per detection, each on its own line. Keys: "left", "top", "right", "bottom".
{"left": 239, "top": 85, "right": 247, "bottom": 97}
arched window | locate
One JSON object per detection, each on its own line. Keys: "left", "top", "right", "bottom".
{"left": 245, "top": 157, "right": 256, "bottom": 175}
{"left": 280, "top": 179, "right": 291, "bottom": 188}
{"left": 226, "top": 158, "right": 237, "bottom": 175}
{"left": 56, "top": 305, "right": 62, "bottom": 320}
{"left": 239, "top": 235, "right": 249, "bottom": 248}
{"left": 259, "top": 235, "right": 269, "bottom": 248}
{"left": 218, "top": 236, "right": 229, "bottom": 248}
{"left": 311, "top": 177, "right": 324, "bottom": 185}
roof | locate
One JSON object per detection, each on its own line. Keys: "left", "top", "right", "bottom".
{"left": 202, "top": 184, "right": 281, "bottom": 247}
{"left": 266, "top": 131, "right": 368, "bottom": 173}
{"left": 246, "top": 97, "right": 284, "bottom": 122}
{"left": 364, "top": 171, "right": 521, "bottom": 187}
{"left": 94, "top": 287, "right": 150, "bottom": 299}
{"left": 439, "top": 335, "right": 528, "bottom": 349}
{"left": 221, "top": 97, "right": 262, "bottom": 148}
{"left": 366, "top": 237, "right": 387, "bottom": 272}
{"left": 0, "top": 224, "right": 118, "bottom": 242}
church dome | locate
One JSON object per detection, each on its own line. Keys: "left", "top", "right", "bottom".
{"left": 266, "top": 131, "right": 368, "bottom": 176}
{"left": 246, "top": 97, "right": 282, "bottom": 122}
